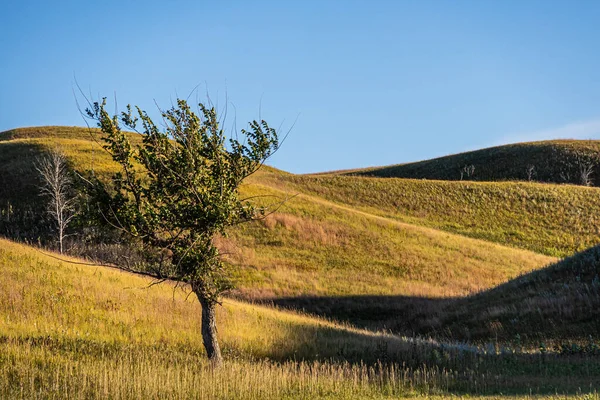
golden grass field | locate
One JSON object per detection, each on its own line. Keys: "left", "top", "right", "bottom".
{"left": 2, "top": 238, "right": 600, "bottom": 399}
{"left": 0, "top": 238, "right": 429, "bottom": 399}
{"left": 1, "top": 126, "right": 600, "bottom": 398}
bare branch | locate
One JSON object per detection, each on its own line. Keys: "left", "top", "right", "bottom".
{"left": 36, "top": 150, "right": 78, "bottom": 254}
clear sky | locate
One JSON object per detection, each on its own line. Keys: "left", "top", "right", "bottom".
{"left": 2, "top": 1, "right": 600, "bottom": 173}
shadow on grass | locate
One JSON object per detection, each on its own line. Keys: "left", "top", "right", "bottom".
{"left": 254, "top": 244, "right": 600, "bottom": 346}
{"left": 248, "top": 293, "right": 600, "bottom": 394}
{"left": 256, "top": 294, "right": 451, "bottom": 336}
{"left": 0, "top": 141, "right": 53, "bottom": 241}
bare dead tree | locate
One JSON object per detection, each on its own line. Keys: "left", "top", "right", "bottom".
{"left": 580, "top": 163, "right": 594, "bottom": 186}
{"left": 526, "top": 164, "right": 536, "bottom": 182}
{"left": 460, "top": 164, "right": 475, "bottom": 181}
{"left": 579, "top": 161, "right": 595, "bottom": 187}
{"left": 36, "top": 150, "right": 78, "bottom": 254}
{"left": 559, "top": 170, "right": 571, "bottom": 183}
{"left": 575, "top": 152, "right": 600, "bottom": 186}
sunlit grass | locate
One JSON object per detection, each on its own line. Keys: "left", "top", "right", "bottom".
{"left": 264, "top": 172, "right": 600, "bottom": 257}
{"left": 2, "top": 238, "right": 600, "bottom": 398}
{"left": 228, "top": 182, "right": 554, "bottom": 299}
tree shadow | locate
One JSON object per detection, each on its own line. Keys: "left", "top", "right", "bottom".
{"left": 239, "top": 299, "right": 600, "bottom": 395}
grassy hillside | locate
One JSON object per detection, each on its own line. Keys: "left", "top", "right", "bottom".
{"left": 345, "top": 140, "right": 600, "bottom": 187}
{"left": 0, "top": 127, "right": 554, "bottom": 302}
{"left": 266, "top": 174, "right": 600, "bottom": 257}
{"left": 431, "top": 243, "right": 600, "bottom": 344}
{"left": 0, "top": 237, "right": 436, "bottom": 398}
{"left": 1, "top": 238, "right": 599, "bottom": 397}
{"left": 227, "top": 183, "right": 554, "bottom": 299}
{"left": 270, "top": 243, "right": 600, "bottom": 347}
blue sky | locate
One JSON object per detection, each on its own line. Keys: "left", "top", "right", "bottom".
{"left": 2, "top": 1, "right": 600, "bottom": 173}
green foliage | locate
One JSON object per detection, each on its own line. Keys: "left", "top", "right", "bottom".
{"left": 85, "top": 99, "right": 279, "bottom": 303}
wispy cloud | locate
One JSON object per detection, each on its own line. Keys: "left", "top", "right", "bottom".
{"left": 494, "top": 119, "right": 600, "bottom": 146}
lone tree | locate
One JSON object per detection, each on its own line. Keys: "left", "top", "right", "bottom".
{"left": 86, "top": 98, "right": 279, "bottom": 365}
{"left": 36, "top": 150, "right": 78, "bottom": 254}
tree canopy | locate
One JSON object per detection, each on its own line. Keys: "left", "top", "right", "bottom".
{"left": 86, "top": 98, "right": 279, "bottom": 364}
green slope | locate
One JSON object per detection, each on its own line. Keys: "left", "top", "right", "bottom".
{"left": 263, "top": 173, "right": 600, "bottom": 257}
{"left": 345, "top": 140, "right": 600, "bottom": 187}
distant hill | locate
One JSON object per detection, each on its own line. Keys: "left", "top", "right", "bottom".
{"left": 0, "top": 126, "right": 102, "bottom": 142}
{"left": 344, "top": 140, "right": 600, "bottom": 186}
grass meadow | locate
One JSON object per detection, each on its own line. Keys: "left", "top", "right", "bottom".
{"left": 2, "top": 238, "right": 600, "bottom": 398}
{"left": 1, "top": 127, "right": 600, "bottom": 398}
{"left": 267, "top": 173, "right": 600, "bottom": 257}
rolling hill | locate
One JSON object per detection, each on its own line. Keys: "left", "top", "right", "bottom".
{"left": 434, "top": 242, "right": 600, "bottom": 343}
{"left": 343, "top": 140, "right": 600, "bottom": 187}
{"left": 0, "top": 126, "right": 555, "bottom": 302}
{"left": 1, "top": 126, "right": 599, "bottom": 336}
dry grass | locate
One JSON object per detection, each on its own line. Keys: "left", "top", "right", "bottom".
{"left": 0, "top": 345, "right": 417, "bottom": 399}
{"left": 1, "top": 238, "right": 600, "bottom": 398}
{"left": 266, "top": 173, "right": 600, "bottom": 257}
{"left": 5, "top": 343, "right": 599, "bottom": 399}
{"left": 0, "top": 127, "right": 556, "bottom": 302}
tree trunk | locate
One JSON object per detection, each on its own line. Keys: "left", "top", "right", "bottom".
{"left": 59, "top": 225, "right": 64, "bottom": 254}
{"left": 196, "top": 293, "right": 223, "bottom": 367}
